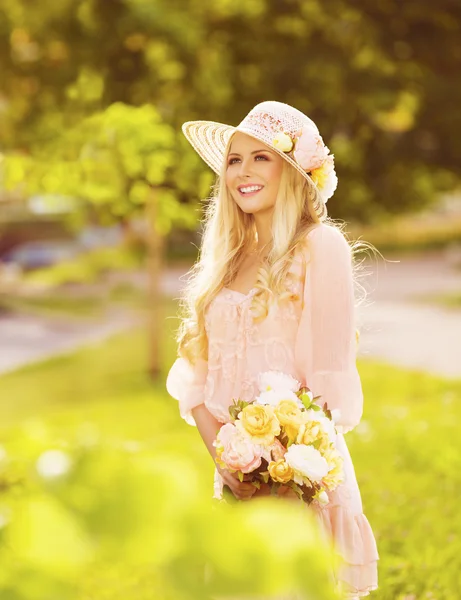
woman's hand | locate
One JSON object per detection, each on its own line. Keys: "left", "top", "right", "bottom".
{"left": 250, "top": 482, "right": 300, "bottom": 501}
{"left": 216, "top": 464, "right": 257, "bottom": 501}
{"left": 216, "top": 460, "right": 301, "bottom": 501}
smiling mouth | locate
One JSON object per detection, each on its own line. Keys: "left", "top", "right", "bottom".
{"left": 238, "top": 185, "right": 264, "bottom": 196}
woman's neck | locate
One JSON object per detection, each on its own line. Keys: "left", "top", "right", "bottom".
{"left": 253, "top": 211, "right": 273, "bottom": 250}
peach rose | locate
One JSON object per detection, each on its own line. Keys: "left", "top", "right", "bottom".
{"left": 293, "top": 127, "right": 329, "bottom": 171}
{"left": 216, "top": 423, "right": 263, "bottom": 474}
{"left": 270, "top": 438, "right": 287, "bottom": 462}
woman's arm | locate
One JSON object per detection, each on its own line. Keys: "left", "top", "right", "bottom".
{"left": 191, "top": 404, "right": 223, "bottom": 462}
{"left": 294, "top": 224, "right": 364, "bottom": 434}
{"left": 167, "top": 350, "right": 256, "bottom": 499}
{"left": 166, "top": 356, "right": 209, "bottom": 426}
{"left": 192, "top": 404, "right": 257, "bottom": 501}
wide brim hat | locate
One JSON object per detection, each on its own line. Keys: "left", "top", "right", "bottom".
{"left": 181, "top": 100, "right": 338, "bottom": 221}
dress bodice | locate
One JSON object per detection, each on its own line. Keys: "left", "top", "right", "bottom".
{"left": 201, "top": 253, "right": 305, "bottom": 423}
{"left": 166, "top": 223, "right": 364, "bottom": 434}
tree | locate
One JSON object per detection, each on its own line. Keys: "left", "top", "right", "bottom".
{"left": 1, "top": 0, "right": 460, "bottom": 222}
{"left": 3, "top": 102, "right": 201, "bottom": 377}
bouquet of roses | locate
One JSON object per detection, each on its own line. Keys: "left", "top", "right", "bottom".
{"left": 212, "top": 371, "right": 345, "bottom": 507}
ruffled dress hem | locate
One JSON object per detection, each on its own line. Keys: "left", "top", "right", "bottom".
{"left": 313, "top": 504, "right": 379, "bottom": 599}
{"left": 214, "top": 469, "right": 379, "bottom": 598}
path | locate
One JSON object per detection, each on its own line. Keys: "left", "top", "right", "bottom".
{"left": 0, "top": 250, "right": 460, "bottom": 379}
{"left": 0, "top": 306, "right": 143, "bottom": 376}
{"left": 356, "top": 250, "right": 461, "bottom": 379}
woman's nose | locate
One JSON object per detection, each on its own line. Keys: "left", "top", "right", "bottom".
{"left": 237, "top": 157, "right": 254, "bottom": 176}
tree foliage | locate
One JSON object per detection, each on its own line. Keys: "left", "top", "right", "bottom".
{"left": 3, "top": 103, "right": 200, "bottom": 231}
{"left": 0, "top": 0, "right": 460, "bottom": 222}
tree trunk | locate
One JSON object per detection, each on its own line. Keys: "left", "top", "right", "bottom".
{"left": 145, "top": 189, "right": 165, "bottom": 380}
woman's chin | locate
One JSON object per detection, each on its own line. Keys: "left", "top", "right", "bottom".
{"left": 237, "top": 201, "right": 273, "bottom": 215}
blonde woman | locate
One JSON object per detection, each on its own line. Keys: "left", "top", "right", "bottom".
{"left": 166, "top": 101, "right": 379, "bottom": 599}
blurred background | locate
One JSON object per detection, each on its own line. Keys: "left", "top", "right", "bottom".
{"left": 0, "top": 1, "right": 460, "bottom": 599}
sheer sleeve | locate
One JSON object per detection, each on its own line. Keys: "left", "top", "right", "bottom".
{"left": 294, "top": 224, "right": 363, "bottom": 434}
{"left": 166, "top": 355, "right": 208, "bottom": 427}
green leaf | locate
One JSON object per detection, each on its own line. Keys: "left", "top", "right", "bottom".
{"left": 237, "top": 470, "right": 244, "bottom": 483}
{"left": 300, "top": 393, "right": 313, "bottom": 410}
{"left": 270, "top": 483, "right": 280, "bottom": 496}
{"left": 260, "top": 471, "right": 270, "bottom": 484}
{"left": 129, "top": 180, "right": 151, "bottom": 205}
{"left": 299, "top": 386, "right": 312, "bottom": 395}
{"left": 286, "top": 481, "right": 304, "bottom": 500}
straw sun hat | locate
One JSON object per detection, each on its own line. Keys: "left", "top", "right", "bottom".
{"left": 181, "top": 100, "right": 338, "bottom": 221}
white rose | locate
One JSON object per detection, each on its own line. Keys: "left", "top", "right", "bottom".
{"left": 258, "top": 370, "right": 301, "bottom": 394}
{"left": 254, "top": 388, "right": 300, "bottom": 408}
{"left": 272, "top": 132, "right": 294, "bottom": 153}
{"left": 284, "top": 444, "right": 329, "bottom": 483}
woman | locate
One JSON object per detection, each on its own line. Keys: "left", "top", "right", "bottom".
{"left": 166, "top": 101, "right": 379, "bottom": 598}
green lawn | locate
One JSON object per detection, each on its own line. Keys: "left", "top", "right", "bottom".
{"left": 412, "top": 290, "right": 461, "bottom": 311}
{"left": 0, "top": 311, "right": 460, "bottom": 599}
{"left": 349, "top": 214, "right": 461, "bottom": 255}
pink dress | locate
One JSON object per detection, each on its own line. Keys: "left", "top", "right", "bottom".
{"left": 166, "top": 223, "right": 379, "bottom": 599}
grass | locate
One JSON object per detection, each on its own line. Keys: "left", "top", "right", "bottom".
{"left": 0, "top": 291, "right": 105, "bottom": 318}
{"left": 0, "top": 303, "right": 460, "bottom": 599}
{"left": 411, "top": 290, "right": 461, "bottom": 310}
{"left": 348, "top": 214, "right": 461, "bottom": 255}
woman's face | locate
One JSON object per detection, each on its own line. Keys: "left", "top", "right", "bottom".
{"left": 225, "top": 132, "right": 284, "bottom": 215}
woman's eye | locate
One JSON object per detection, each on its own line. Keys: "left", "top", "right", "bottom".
{"left": 228, "top": 155, "right": 268, "bottom": 165}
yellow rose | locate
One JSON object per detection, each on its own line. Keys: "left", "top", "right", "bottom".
{"left": 275, "top": 399, "right": 303, "bottom": 442}
{"left": 322, "top": 444, "right": 345, "bottom": 489}
{"left": 268, "top": 459, "right": 294, "bottom": 484}
{"left": 272, "top": 132, "right": 294, "bottom": 153}
{"left": 296, "top": 420, "right": 330, "bottom": 452}
{"left": 236, "top": 404, "right": 280, "bottom": 445}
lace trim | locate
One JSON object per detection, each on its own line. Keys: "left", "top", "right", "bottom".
{"left": 202, "top": 247, "right": 309, "bottom": 424}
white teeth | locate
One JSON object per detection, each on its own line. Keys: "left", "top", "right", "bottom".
{"left": 240, "top": 185, "right": 263, "bottom": 194}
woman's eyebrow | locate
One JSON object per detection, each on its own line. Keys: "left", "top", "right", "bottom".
{"left": 228, "top": 149, "right": 274, "bottom": 157}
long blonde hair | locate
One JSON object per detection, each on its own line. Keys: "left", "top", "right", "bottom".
{"left": 175, "top": 145, "right": 379, "bottom": 365}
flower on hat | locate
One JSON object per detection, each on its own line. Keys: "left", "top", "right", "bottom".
{"left": 272, "top": 131, "right": 294, "bottom": 153}
{"left": 293, "top": 127, "right": 329, "bottom": 171}
{"left": 310, "top": 154, "right": 338, "bottom": 201}
{"left": 291, "top": 126, "right": 338, "bottom": 202}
